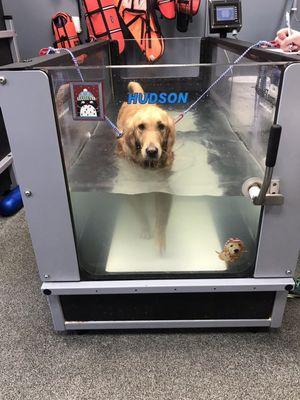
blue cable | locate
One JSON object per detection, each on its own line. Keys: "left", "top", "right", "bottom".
{"left": 175, "top": 41, "right": 272, "bottom": 123}
{"left": 47, "top": 47, "right": 85, "bottom": 82}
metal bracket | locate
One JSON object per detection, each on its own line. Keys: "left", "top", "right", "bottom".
{"left": 242, "top": 177, "right": 284, "bottom": 206}
{"left": 243, "top": 124, "right": 283, "bottom": 206}
{"left": 264, "top": 179, "right": 284, "bottom": 205}
{"left": 0, "top": 153, "right": 13, "bottom": 174}
{"left": 0, "top": 30, "right": 16, "bottom": 40}
{"left": 264, "top": 192, "right": 284, "bottom": 206}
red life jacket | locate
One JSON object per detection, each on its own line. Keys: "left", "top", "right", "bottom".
{"left": 157, "top": 0, "right": 176, "bottom": 19}
{"left": 82, "top": 0, "right": 125, "bottom": 53}
{"left": 116, "top": 0, "right": 164, "bottom": 61}
{"left": 176, "top": 0, "right": 200, "bottom": 32}
{"left": 176, "top": 0, "right": 200, "bottom": 16}
{"left": 52, "top": 12, "right": 81, "bottom": 48}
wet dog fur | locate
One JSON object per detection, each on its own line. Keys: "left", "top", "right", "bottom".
{"left": 117, "top": 82, "right": 175, "bottom": 254}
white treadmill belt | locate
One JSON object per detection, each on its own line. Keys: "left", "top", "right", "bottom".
{"left": 106, "top": 197, "right": 227, "bottom": 272}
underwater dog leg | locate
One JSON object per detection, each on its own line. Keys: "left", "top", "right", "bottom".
{"left": 129, "top": 194, "right": 152, "bottom": 239}
{"left": 155, "top": 192, "right": 172, "bottom": 255}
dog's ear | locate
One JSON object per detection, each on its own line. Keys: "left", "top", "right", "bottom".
{"left": 116, "top": 118, "right": 136, "bottom": 157}
{"left": 167, "top": 115, "right": 175, "bottom": 139}
{"left": 161, "top": 115, "right": 175, "bottom": 167}
{"left": 122, "top": 118, "right": 137, "bottom": 150}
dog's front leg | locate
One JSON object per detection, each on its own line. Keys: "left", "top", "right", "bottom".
{"left": 129, "top": 194, "right": 152, "bottom": 239}
{"left": 155, "top": 192, "right": 172, "bottom": 255}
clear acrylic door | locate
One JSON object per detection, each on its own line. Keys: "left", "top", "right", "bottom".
{"left": 47, "top": 39, "right": 284, "bottom": 279}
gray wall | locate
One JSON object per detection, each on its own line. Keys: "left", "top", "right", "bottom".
{"left": 2, "top": 0, "right": 297, "bottom": 59}
{"left": 3, "top": 0, "right": 80, "bottom": 58}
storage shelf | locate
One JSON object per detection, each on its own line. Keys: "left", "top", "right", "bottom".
{"left": 0, "top": 30, "right": 16, "bottom": 39}
{"left": 0, "top": 153, "right": 13, "bottom": 174}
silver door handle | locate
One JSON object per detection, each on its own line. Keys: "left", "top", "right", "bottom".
{"left": 243, "top": 124, "right": 284, "bottom": 206}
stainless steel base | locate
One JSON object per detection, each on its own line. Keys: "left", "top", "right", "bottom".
{"left": 42, "top": 278, "right": 293, "bottom": 331}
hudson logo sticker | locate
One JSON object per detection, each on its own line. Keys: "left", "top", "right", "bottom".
{"left": 127, "top": 92, "right": 189, "bottom": 105}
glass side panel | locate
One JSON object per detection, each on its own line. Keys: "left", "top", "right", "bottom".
{"left": 113, "top": 37, "right": 203, "bottom": 78}
{"left": 211, "top": 46, "right": 282, "bottom": 168}
{"left": 120, "top": 37, "right": 202, "bottom": 65}
{"left": 48, "top": 47, "right": 283, "bottom": 280}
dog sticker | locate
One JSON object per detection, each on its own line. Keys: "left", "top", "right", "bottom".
{"left": 217, "top": 237, "right": 245, "bottom": 263}
{"left": 70, "top": 82, "right": 104, "bottom": 121}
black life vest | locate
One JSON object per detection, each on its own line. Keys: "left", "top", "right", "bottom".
{"left": 176, "top": 0, "right": 201, "bottom": 32}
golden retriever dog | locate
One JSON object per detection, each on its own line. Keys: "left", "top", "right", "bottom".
{"left": 117, "top": 82, "right": 176, "bottom": 253}
{"left": 55, "top": 81, "right": 175, "bottom": 254}
{"left": 217, "top": 238, "right": 245, "bottom": 263}
{"left": 116, "top": 82, "right": 175, "bottom": 168}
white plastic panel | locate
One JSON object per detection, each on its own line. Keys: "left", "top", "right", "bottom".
{"left": 0, "top": 70, "right": 80, "bottom": 281}
{"left": 255, "top": 63, "right": 300, "bottom": 277}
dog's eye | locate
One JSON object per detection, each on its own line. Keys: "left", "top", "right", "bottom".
{"left": 230, "top": 244, "right": 234, "bottom": 247}
{"left": 135, "top": 140, "right": 141, "bottom": 150}
{"left": 138, "top": 123, "right": 145, "bottom": 131}
{"left": 158, "top": 123, "right": 165, "bottom": 131}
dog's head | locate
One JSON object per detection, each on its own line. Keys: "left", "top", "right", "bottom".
{"left": 121, "top": 106, "right": 175, "bottom": 169}
{"left": 224, "top": 238, "right": 245, "bottom": 256}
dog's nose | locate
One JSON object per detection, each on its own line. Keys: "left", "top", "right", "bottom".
{"left": 234, "top": 249, "right": 239, "bottom": 254}
{"left": 146, "top": 147, "right": 158, "bottom": 159}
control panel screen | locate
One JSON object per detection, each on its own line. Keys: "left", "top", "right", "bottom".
{"left": 216, "top": 6, "right": 236, "bottom": 21}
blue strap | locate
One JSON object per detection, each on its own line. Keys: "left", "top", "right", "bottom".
{"left": 104, "top": 116, "right": 123, "bottom": 138}
{"left": 175, "top": 41, "right": 273, "bottom": 123}
{"left": 47, "top": 47, "right": 85, "bottom": 82}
